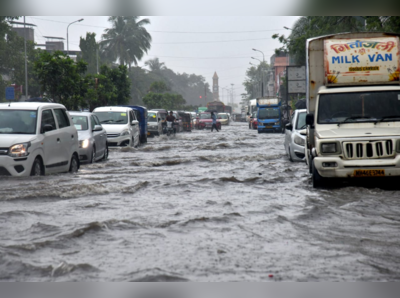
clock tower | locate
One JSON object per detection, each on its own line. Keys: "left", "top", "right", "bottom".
{"left": 212, "top": 72, "right": 219, "bottom": 101}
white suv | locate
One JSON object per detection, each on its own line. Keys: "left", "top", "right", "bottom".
{"left": 0, "top": 102, "right": 80, "bottom": 177}
{"left": 93, "top": 106, "right": 140, "bottom": 147}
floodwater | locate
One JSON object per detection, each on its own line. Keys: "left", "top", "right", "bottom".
{"left": 1, "top": 122, "right": 400, "bottom": 281}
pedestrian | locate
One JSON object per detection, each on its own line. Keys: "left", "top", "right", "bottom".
{"left": 211, "top": 112, "right": 219, "bottom": 132}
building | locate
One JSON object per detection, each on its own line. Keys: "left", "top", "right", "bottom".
{"left": 212, "top": 72, "right": 219, "bottom": 101}
{"left": 270, "top": 52, "right": 291, "bottom": 97}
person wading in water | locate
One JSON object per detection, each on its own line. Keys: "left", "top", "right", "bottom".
{"left": 211, "top": 112, "right": 219, "bottom": 132}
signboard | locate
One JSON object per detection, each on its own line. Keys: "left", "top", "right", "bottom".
{"left": 288, "top": 80, "right": 306, "bottom": 93}
{"left": 288, "top": 66, "right": 306, "bottom": 81}
{"left": 324, "top": 37, "right": 400, "bottom": 85}
{"left": 257, "top": 98, "right": 279, "bottom": 107}
{"left": 5, "top": 87, "right": 15, "bottom": 100}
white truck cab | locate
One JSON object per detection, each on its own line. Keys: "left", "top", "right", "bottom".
{"left": 305, "top": 32, "right": 400, "bottom": 187}
{"left": 0, "top": 102, "right": 80, "bottom": 177}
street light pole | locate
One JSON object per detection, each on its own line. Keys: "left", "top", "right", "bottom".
{"left": 250, "top": 61, "right": 261, "bottom": 97}
{"left": 252, "top": 48, "right": 265, "bottom": 97}
{"left": 67, "top": 18, "right": 84, "bottom": 55}
{"left": 24, "top": 16, "right": 28, "bottom": 99}
{"left": 251, "top": 57, "right": 263, "bottom": 98}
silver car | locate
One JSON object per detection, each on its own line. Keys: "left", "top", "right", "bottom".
{"left": 284, "top": 109, "right": 307, "bottom": 162}
{"left": 70, "top": 112, "right": 108, "bottom": 163}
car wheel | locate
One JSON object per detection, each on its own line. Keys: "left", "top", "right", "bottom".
{"left": 312, "top": 160, "right": 327, "bottom": 188}
{"left": 288, "top": 147, "right": 294, "bottom": 162}
{"left": 30, "top": 157, "right": 44, "bottom": 176}
{"left": 69, "top": 155, "right": 79, "bottom": 173}
{"left": 102, "top": 143, "right": 109, "bottom": 161}
{"left": 90, "top": 146, "right": 96, "bottom": 164}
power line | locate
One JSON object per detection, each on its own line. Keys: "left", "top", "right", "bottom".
{"left": 153, "top": 37, "right": 274, "bottom": 45}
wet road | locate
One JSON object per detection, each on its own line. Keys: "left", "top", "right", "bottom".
{"left": 1, "top": 122, "right": 400, "bottom": 281}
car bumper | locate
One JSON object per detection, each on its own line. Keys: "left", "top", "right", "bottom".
{"left": 0, "top": 154, "right": 35, "bottom": 177}
{"left": 78, "top": 147, "right": 92, "bottom": 162}
{"left": 314, "top": 155, "right": 400, "bottom": 178}
{"left": 258, "top": 124, "right": 281, "bottom": 133}
{"left": 107, "top": 135, "right": 130, "bottom": 146}
{"left": 290, "top": 141, "right": 305, "bottom": 162}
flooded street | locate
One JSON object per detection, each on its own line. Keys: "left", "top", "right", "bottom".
{"left": 1, "top": 122, "right": 400, "bottom": 281}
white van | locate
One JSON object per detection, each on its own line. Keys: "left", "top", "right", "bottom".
{"left": 93, "top": 106, "right": 140, "bottom": 147}
{"left": 147, "top": 110, "right": 163, "bottom": 136}
{"left": 0, "top": 102, "right": 80, "bottom": 177}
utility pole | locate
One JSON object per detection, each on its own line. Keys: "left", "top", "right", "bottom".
{"left": 24, "top": 16, "right": 28, "bottom": 99}
{"left": 230, "top": 84, "right": 234, "bottom": 106}
{"left": 204, "top": 84, "right": 207, "bottom": 105}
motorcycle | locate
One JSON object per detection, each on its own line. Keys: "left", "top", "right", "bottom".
{"left": 166, "top": 121, "right": 176, "bottom": 136}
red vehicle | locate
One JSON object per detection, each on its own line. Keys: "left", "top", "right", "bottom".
{"left": 249, "top": 111, "right": 258, "bottom": 129}
{"left": 197, "top": 112, "right": 222, "bottom": 130}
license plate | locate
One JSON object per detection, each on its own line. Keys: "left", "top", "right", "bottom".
{"left": 265, "top": 126, "right": 273, "bottom": 129}
{"left": 354, "top": 169, "right": 385, "bottom": 177}
{"left": 147, "top": 132, "right": 151, "bottom": 135}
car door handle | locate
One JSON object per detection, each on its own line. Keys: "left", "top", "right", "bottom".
{"left": 57, "top": 138, "right": 61, "bottom": 142}
{"left": 71, "top": 135, "right": 74, "bottom": 139}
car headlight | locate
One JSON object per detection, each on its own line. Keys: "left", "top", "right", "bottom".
{"left": 9, "top": 142, "right": 31, "bottom": 157}
{"left": 79, "top": 139, "right": 90, "bottom": 149}
{"left": 120, "top": 130, "right": 129, "bottom": 136}
{"left": 294, "top": 134, "right": 305, "bottom": 146}
{"left": 321, "top": 143, "right": 337, "bottom": 153}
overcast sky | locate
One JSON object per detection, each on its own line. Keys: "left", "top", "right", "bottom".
{"left": 21, "top": 16, "right": 299, "bottom": 105}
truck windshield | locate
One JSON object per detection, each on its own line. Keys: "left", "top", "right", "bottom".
{"left": 0, "top": 110, "right": 37, "bottom": 134}
{"left": 318, "top": 91, "right": 400, "bottom": 124}
{"left": 148, "top": 112, "right": 157, "bottom": 122}
{"left": 258, "top": 108, "right": 279, "bottom": 119}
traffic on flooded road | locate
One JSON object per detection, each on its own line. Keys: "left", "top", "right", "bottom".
{"left": 1, "top": 122, "right": 400, "bottom": 281}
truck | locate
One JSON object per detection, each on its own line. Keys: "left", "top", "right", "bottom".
{"left": 305, "top": 32, "right": 400, "bottom": 188}
{"left": 246, "top": 99, "right": 257, "bottom": 122}
{"left": 256, "top": 97, "right": 283, "bottom": 133}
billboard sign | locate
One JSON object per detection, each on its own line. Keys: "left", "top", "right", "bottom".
{"left": 288, "top": 80, "right": 306, "bottom": 93}
{"left": 324, "top": 37, "right": 400, "bottom": 85}
{"left": 288, "top": 66, "right": 306, "bottom": 81}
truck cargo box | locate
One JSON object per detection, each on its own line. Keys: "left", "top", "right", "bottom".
{"left": 256, "top": 97, "right": 280, "bottom": 107}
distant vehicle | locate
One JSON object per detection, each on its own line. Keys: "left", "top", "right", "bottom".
{"left": 0, "top": 102, "right": 80, "bottom": 176}
{"left": 207, "top": 101, "right": 225, "bottom": 113}
{"left": 197, "top": 112, "right": 221, "bottom": 130}
{"left": 249, "top": 111, "right": 258, "bottom": 129}
{"left": 93, "top": 106, "right": 140, "bottom": 147}
{"left": 256, "top": 97, "right": 283, "bottom": 133}
{"left": 284, "top": 109, "right": 307, "bottom": 162}
{"left": 147, "top": 110, "right": 163, "bottom": 136}
{"left": 119, "top": 105, "right": 148, "bottom": 143}
{"left": 224, "top": 105, "right": 232, "bottom": 114}
{"left": 173, "top": 111, "right": 184, "bottom": 132}
{"left": 70, "top": 112, "right": 108, "bottom": 163}
{"left": 217, "top": 113, "right": 230, "bottom": 125}
{"left": 246, "top": 99, "right": 257, "bottom": 122}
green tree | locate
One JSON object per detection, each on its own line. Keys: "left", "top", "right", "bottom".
{"left": 34, "top": 51, "right": 88, "bottom": 109}
{"left": 79, "top": 32, "right": 99, "bottom": 74}
{"left": 272, "top": 16, "right": 366, "bottom": 65}
{"left": 143, "top": 81, "right": 186, "bottom": 110}
{"left": 100, "top": 16, "right": 152, "bottom": 70}
{"left": 365, "top": 16, "right": 400, "bottom": 32}
{"left": 242, "top": 61, "right": 269, "bottom": 99}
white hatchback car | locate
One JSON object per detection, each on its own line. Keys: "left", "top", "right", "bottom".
{"left": 284, "top": 109, "right": 307, "bottom": 162}
{"left": 147, "top": 110, "right": 163, "bottom": 136}
{"left": 0, "top": 102, "right": 80, "bottom": 177}
{"left": 93, "top": 106, "right": 140, "bottom": 147}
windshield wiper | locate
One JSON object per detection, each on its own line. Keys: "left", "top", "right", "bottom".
{"left": 100, "top": 120, "right": 113, "bottom": 123}
{"left": 376, "top": 115, "right": 400, "bottom": 123}
{"left": 337, "top": 115, "right": 376, "bottom": 127}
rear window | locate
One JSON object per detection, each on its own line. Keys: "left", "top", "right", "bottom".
{"left": 71, "top": 116, "right": 89, "bottom": 131}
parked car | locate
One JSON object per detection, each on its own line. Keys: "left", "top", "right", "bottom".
{"left": 147, "top": 110, "right": 163, "bottom": 136}
{"left": 119, "top": 105, "right": 148, "bottom": 143}
{"left": 249, "top": 111, "right": 258, "bottom": 129}
{"left": 0, "top": 102, "right": 80, "bottom": 176}
{"left": 284, "top": 109, "right": 307, "bottom": 162}
{"left": 93, "top": 106, "right": 140, "bottom": 147}
{"left": 197, "top": 112, "right": 222, "bottom": 130}
{"left": 217, "top": 113, "right": 230, "bottom": 125}
{"left": 70, "top": 112, "right": 108, "bottom": 163}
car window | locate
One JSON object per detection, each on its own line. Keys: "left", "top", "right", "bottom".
{"left": 54, "top": 109, "right": 70, "bottom": 129}
{"left": 296, "top": 112, "right": 307, "bottom": 130}
{"left": 71, "top": 115, "right": 89, "bottom": 131}
{"left": 41, "top": 109, "right": 57, "bottom": 130}
{"left": 93, "top": 115, "right": 101, "bottom": 126}
{"left": 90, "top": 116, "right": 96, "bottom": 130}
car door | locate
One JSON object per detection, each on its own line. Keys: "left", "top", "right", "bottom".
{"left": 92, "top": 115, "right": 106, "bottom": 157}
{"left": 285, "top": 112, "right": 295, "bottom": 153}
{"left": 54, "top": 108, "right": 76, "bottom": 170}
{"left": 40, "top": 109, "right": 64, "bottom": 173}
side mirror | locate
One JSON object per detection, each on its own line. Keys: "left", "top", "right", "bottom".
{"left": 299, "top": 129, "right": 307, "bottom": 136}
{"left": 158, "top": 118, "right": 161, "bottom": 122}
{"left": 93, "top": 125, "right": 102, "bottom": 131}
{"left": 305, "top": 113, "right": 314, "bottom": 126}
{"left": 131, "top": 120, "right": 139, "bottom": 126}
{"left": 42, "top": 124, "right": 53, "bottom": 133}
{"left": 285, "top": 123, "right": 293, "bottom": 131}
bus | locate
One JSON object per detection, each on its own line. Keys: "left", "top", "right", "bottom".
{"left": 224, "top": 105, "right": 232, "bottom": 114}
{"left": 206, "top": 101, "right": 225, "bottom": 113}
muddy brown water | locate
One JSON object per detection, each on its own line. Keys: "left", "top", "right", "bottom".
{"left": 1, "top": 122, "right": 400, "bottom": 281}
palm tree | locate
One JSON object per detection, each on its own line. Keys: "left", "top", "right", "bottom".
{"left": 144, "top": 57, "right": 166, "bottom": 73}
{"left": 100, "top": 16, "right": 152, "bottom": 70}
